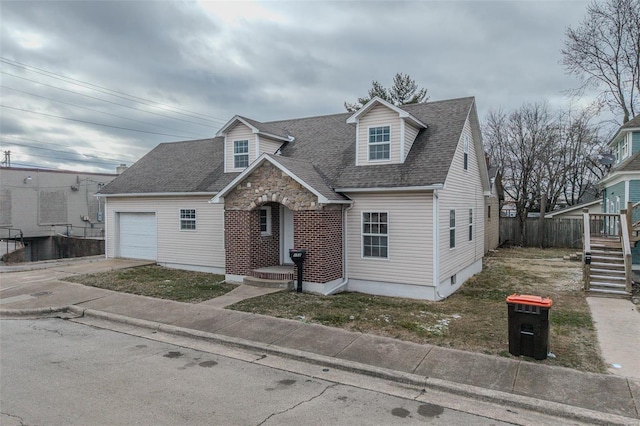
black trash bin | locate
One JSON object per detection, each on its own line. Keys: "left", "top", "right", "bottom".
{"left": 506, "top": 294, "right": 553, "bottom": 360}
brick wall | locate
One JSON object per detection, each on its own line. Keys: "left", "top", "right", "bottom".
{"left": 225, "top": 210, "right": 253, "bottom": 276}
{"left": 294, "top": 209, "right": 343, "bottom": 283}
{"left": 250, "top": 202, "right": 280, "bottom": 269}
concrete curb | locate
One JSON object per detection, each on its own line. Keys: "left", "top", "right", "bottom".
{"left": 0, "top": 306, "right": 70, "bottom": 317}
{"left": 51, "top": 305, "right": 635, "bottom": 426}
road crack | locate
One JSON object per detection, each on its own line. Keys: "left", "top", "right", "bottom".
{"left": 256, "top": 383, "right": 338, "bottom": 425}
{"left": 1, "top": 411, "right": 27, "bottom": 425}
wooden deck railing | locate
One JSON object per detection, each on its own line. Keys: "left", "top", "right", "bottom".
{"left": 620, "top": 210, "right": 633, "bottom": 293}
{"left": 583, "top": 209, "right": 591, "bottom": 291}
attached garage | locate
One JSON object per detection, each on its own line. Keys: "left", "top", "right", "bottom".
{"left": 118, "top": 212, "right": 157, "bottom": 260}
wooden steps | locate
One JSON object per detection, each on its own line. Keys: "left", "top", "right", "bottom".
{"left": 586, "top": 242, "right": 631, "bottom": 297}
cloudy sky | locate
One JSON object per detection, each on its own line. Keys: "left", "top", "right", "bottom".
{"left": 1, "top": 0, "right": 598, "bottom": 174}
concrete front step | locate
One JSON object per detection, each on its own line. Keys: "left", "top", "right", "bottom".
{"left": 586, "top": 288, "right": 631, "bottom": 298}
{"left": 243, "top": 276, "right": 293, "bottom": 289}
{"left": 590, "top": 281, "right": 627, "bottom": 289}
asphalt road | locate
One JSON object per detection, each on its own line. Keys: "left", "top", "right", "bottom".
{"left": 0, "top": 318, "right": 513, "bottom": 426}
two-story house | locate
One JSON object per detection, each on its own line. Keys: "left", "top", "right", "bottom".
{"left": 98, "top": 96, "right": 492, "bottom": 301}
{"left": 600, "top": 114, "right": 640, "bottom": 267}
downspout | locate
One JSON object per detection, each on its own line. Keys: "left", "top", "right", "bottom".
{"left": 434, "top": 189, "right": 446, "bottom": 300}
{"left": 324, "top": 202, "right": 353, "bottom": 295}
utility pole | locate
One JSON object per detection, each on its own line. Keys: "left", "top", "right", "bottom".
{"left": 1, "top": 151, "right": 10, "bottom": 167}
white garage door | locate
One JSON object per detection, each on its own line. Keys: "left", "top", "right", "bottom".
{"left": 119, "top": 212, "right": 157, "bottom": 260}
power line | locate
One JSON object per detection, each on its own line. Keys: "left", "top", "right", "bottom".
{"left": 0, "top": 139, "right": 134, "bottom": 164}
{"left": 0, "top": 135, "right": 139, "bottom": 162}
{"left": 1, "top": 150, "right": 121, "bottom": 166}
{"left": 1, "top": 104, "right": 199, "bottom": 138}
{"left": 0, "top": 57, "right": 228, "bottom": 124}
{"left": 1, "top": 71, "right": 221, "bottom": 129}
{"left": 1, "top": 85, "right": 209, "bottom": 138}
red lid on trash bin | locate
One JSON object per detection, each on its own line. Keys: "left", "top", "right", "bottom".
{"left": 506, "top": 294, "right": 553, "bottom": 308}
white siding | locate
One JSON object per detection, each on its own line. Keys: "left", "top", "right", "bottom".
{"left": 347, "top": 192, "right": 433, "bottom": 286}
{"left": 357, "top": 104, "right": 402, "bottom": 166}
{"left": 258, "top": 136, "right": 284, "bottom": 156}
{"left": 225, "top": 123, "right": 255, "bottom": 172}
{"left": 403, "top": 122, "right": 420, "bottom": 161}
{"left": 438, "top": 117, "right": 485, "bottom": 285}
{"left": 106, "top": 195, "right": 224, "bottom": 269}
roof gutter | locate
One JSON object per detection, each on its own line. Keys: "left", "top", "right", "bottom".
{"left": 97, "top": 192, "right": 217, "bottom": 198}
{"left": 334, "top": 184, "right": 444, "bottom": 193}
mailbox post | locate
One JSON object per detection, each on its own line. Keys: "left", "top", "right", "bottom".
{"left": 289, "top": 249, "right": 306, "bottom": 293}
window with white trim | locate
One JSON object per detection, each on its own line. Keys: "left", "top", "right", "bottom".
{"left": 259, "top": 207, "right": 271, "bottom": 236}
{"left": 180, "top": 209, "right": 196, "bottom": 230}
{"left": 620, "top": 137, "right": 629, "bottom": 162}
{"left": 368, "top": 126, "right": 390, "bottom": 160}
{"left": 234, "top": 140, "right": 249, "bottom": 168}
{"left": 468, "top": 208, "right": 473, "bottom": 241}
{"left": 362, "top": 212, "right": 388, "bottom": 258}
{"left": 449, "top": 209, "right": 456, "bottom": 248}
{"left": 463, "top": 134, "right": 470, "bottom": 170}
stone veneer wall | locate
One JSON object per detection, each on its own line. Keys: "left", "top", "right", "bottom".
{"left": 294, "top": 207, "right": 343, "bottom": 283}
{"left": 225, "top": 162, "right": 321, "bottom": 211}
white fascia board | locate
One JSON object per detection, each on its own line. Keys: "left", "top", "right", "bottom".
{"left": 216, "top": 115, "right": 250, "bottom": 136}
{"left": 600, "top": 171, "right": 640, "bottom": 186}
{"left": 346, "top": 97, "right": 427, "bottom": 128}
{"left": 334, "top": 184, "right": 444, "bottom": 192}
{"left": 98, "top": 192, "right": 217, "bottom": 198}
{"left": 546, "top": 199, "right": 601, "bottom": 217}
{"left": 257, "top": 131, "right": 292, "bottom": 143}
{"left": 209, "top": 153, "right": 348, "bottom": 205}
{"left": 608, "top": 127, "right": 640, "bottom": 147}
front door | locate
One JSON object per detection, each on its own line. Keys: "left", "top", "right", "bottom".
{"left": 281, "top": 206, "right": 294, "bottom": 264}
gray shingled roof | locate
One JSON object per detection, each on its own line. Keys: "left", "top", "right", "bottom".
{"left": 613, "top": 151, "right": 640, "bottom": 173}
{"left": 100, "top": 97, "right": 475, "bottom": 196}
{"left": 238, "top": 116, "right": 291, "bottom": 140}
{"left": 622, "top": 114, "right": 640, "bottom": 129}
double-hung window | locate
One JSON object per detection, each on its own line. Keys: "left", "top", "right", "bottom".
{"left": 234, "top": 140, "right": 249, "bottom": 168}
{"left": 363, "top": 212, "right": 388, "bottom": 258}
{"left": 180, "top": 209, "right": 196, "bottom": 230}
{"left": 368, "top": 126, "right": 390, "bottom": 160}
{"left": 259, "top": 207, "right": 271, "bottom": 236}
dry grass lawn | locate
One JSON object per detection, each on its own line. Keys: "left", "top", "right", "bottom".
{"left": 66, "top": 249, "right": 606, "bottom": 373}
{"left": 66, "top": 265, "right": 235, "bottom": 303}
{"left": 229, "top": 247, "right": 607, "bottom": 373}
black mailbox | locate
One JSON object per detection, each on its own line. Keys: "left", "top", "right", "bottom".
{"left": 584, "top": 252, "right": 591, "bottom": 265}
{"left": 289, "top": 249, "right": 306, "bottom": 293}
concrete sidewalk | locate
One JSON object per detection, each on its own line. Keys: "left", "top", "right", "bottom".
{"left": 1, "top": 259, "right": 639, "bottom": 424}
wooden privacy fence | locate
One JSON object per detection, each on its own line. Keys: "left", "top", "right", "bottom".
{"left": 499, "top": 217, "right": 583, "bottom": 249}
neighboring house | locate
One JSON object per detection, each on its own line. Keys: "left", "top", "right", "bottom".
{"left": 0, "top": 167, "right": 117, "bottom": 261}
{"left": 580, "top": 114, "right": 640, "bottom": 297}
{"left": 99, "top": 96, "right": 491, "bottom": 301}
{"left": 599, "top": 114, "right": 640, "bottom": 266}
{"left": 545, "top": 199, "right": 602, "bottom": 219}
{"left": 485, "top": 165, "right": 503, "bottom": 251}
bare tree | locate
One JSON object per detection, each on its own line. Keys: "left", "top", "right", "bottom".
{"left": 345, "top": 73, "right": 428, "bottom": 112}
{"left": 484, "top": 102, "right": 605, "bottom": 245}
{"left": 562, "top": 0, "right": 640, "bottom": 123}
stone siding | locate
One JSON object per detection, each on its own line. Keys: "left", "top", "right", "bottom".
{"left": 225, "top": 162, "right": 319, "bottom": 211}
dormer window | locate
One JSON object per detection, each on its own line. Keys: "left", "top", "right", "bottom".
{"left": 234, "top": 140, "right": 249, "bottom": 168}
{"left": 369, "top": 126, "right": 390, "bottom": 160}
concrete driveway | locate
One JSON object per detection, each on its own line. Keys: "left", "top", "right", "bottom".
{"left": 0, "top": 258, "right": 153, "bottom": 309}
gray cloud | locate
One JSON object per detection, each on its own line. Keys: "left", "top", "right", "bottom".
{"left": 0, "top": 0, "right": 596, "bottom": 172}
